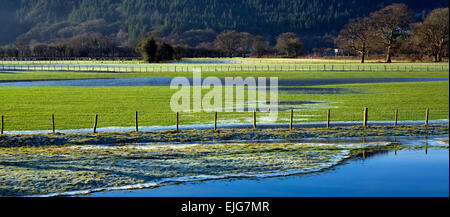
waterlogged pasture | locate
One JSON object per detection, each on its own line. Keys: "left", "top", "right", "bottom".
{"left": 0, "top": 135, "right": 447, "bottom": 197}
{"left": 0, "top": 142, "right": 348, "bottom": 196}
{"left": 0, "top": 81, "right": 448, "bottom": 131}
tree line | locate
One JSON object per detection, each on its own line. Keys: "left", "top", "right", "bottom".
{"left": 1, "top": 3, "right": 448, "bottom": 63}
{"left": 0, "top": 34, "right": 138, "bottom": 59}
{"left": 336, "top": 4, "right": 449, "bottom": 63}
{"left": 136, "top": 31, "right": 306, "bottom": 63}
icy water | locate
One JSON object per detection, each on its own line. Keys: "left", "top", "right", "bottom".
{"left": 83, "top": 138, "right": 449, "bottom": 197}
{"left": 0, "top": 77, "right": 447, "bottom": 87}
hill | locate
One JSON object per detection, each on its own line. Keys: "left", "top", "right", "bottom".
{"left": 1, "top": 0, "right": 448, "bottom": 49}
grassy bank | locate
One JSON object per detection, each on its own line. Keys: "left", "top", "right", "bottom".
{"left": 0, "top": 125, "right": 448, "bottom": 147}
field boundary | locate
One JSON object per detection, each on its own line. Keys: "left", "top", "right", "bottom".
{"left": 0, "top": 63, "right": 449, "bottom": 73}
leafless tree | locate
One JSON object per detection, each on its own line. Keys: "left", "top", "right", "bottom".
{"left": 370, "top": 4, "right": 413, "bottom": 63}
{"left": 409, "top": 8, "right": 449, "bottom": 62}
{"left": 336, "top": 17, "right": 376, "bottom": 63}
{"left": 214, "top": 30, "right": 241, "bottom": 58}
{"left": 238, "top": 32, "right": 254, "bottom": 58}
{"left": 251, "top": 35, "right": 272, "bottom": 58}
{"left": 276, "top": 32, "right": 304, "bottom": 57}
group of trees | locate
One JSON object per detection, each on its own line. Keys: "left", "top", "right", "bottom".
{"left": 201, "top": 30, "right": 304, "bottom": 58}
{"left": 135, "top": 30, "right": 305, "bottom": 62}
{"left": 0, "top": 34, "right": 137, "bottom": 59}
{"left": 135, "top": 37, "right": 181, "bottom": 63}
{"left": 212, "top": 30, "right": 273, "bottom": 58}
{"left": 336, "top": 4, "right": 449, "bottom": 63}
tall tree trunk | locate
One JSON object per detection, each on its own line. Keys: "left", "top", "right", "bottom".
{"left": 386, "top": 45, "right": 392, "bottom": 63}
{"left": 361, "top": 50, "right": 365, "bottom": 63}
{"left": 434, "top": 53, "right": 442, "bottom": 62}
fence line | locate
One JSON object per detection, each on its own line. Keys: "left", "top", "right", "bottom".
{"left": 0, "top": 108, "right": 444, "bottom": 134}
{"left": 0, "top": 64, "right": 448, "bottom": 73}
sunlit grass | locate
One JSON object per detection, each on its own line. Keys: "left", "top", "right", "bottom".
{"left": 0, "top": 81, "right": 447, "bottom": 131}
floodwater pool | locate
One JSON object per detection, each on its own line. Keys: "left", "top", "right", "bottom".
{"left": 0, "top": 77, "right": 447, "bottom": 87}
{"left": 81, "top": 137, "right": 449, "bottom": 197}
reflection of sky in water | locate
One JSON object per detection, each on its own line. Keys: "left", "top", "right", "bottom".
{"left": 82, "top": 138, "right": 449, "bottom": 197}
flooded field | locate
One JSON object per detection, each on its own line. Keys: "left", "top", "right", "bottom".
{"left": 0, "top": 77, "right": 447, "bottom": 87}
{"left": 89, "top": 146, "right": 448, "bottom": 197}
{"left": 0, "top": 133, "right": 447, "bottom": 197}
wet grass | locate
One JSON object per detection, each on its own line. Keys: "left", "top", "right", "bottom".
{"left": 0, "top": 142, "right": 349, "bottom": 196}
{"left": 0, "top": 125, "right": 448, "bottom": 147}
{"left": 0, "top": 81, "right": 447, "bottom": 131}
{"left": 0, "top": 128, "right": 447, "bottom": 197}
{"left": 0, "top": 69, "right": 448, "bottom": 81}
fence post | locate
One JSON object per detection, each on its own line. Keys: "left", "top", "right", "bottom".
{"left": 52, "top": 114, "right": 55, "bottom": 134}
{"left": 253, "top": 111, "right": 257, "bottom": 129}
{"left": 93, "top": 114, "right": 98, "bottom": 133}
{"left": 327, "top": 109, "right": 331, "bottom": 128}
{"left": 214, "top": 112, "right": 218, "bottom": 131}
{"left": 394, "top": 108, "right": 398, "bottom": 127}
{"left": 290, "top": 109, "right": 294, "bottom": 130}
{"left": 363, "top": 107, "right": 368, "bottom": 128}
{"left": 135, "top": 111, "right": 139, "bottom": 132}
{"left": 176, "top": 112, "right": 179, "bottom": 132}
{"left": 425, "top": 108, "right": 429, "bottom": 126}
{"left": 1, "top": 115, "right": 3, "bottom": 135}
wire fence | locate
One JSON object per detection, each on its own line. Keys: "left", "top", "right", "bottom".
{"left": 0, "top": 63, "right": 448, "bottom": 73}
{"left": 1, "top": 107, "right": 448, "bottom": 133}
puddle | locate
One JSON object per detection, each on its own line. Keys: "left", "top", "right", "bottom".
{"left": 279, "top": 87, "right": 366, "bottom": 94}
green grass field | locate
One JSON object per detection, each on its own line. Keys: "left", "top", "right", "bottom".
{"left": 0, "top": 81, "right": 447, "bottom": 131}
{"left": 0, "top": 70, "right": 448, "bottom": 81}
{"left": 0, "top": 58, "right": 448, "bottom": 81}
{"left": 0, "top": 59, "right": 448, "bottom": 131}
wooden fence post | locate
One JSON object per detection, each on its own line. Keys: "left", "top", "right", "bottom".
{"left": 363, "top": 107, "right": 368, "bottom": 128}
{"left": 135, "top": 111, "right": 139, "bottom": 132}
{"left": 253, "top": 111, "right": 257, "bottom": 129}
{"left": 290, "top": 109, "right": 294, "bottom": 130}
{"left": 52, "top": 114, "right": 55, "bottom": 134}
{"left": 1, "top": 115, "right": 3, "bottom": 135}
{"left": 394, "top": 108, "right": 398, "bottom": 127}
{"left": 425, "top": 108, "right": 429, "bottom": 126}
{"left": 327, "top": 109, "right": 331, "bottom": 128}
{"left": 214, "top": 112, "right": 218, "bottom": 131}
{"left": 93, "top": 114, "right": 98, "bottom": 133}
{"left": 176, "top": 112, "right": 179, "bottom": 132}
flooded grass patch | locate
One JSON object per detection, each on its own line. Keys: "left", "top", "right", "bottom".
{"left": 0, "top": 142, "right": 351, "bottom": 196}
{"left": 0, "top": 125, "right": 447, "bottom": 196}
{"left": 0, "top": 125, "right": 448, "bottom": 147}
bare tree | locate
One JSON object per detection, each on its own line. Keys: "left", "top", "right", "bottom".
{"left": 251, "top": 35, "right": 271, "bottom": 58}
{"left": 336, "top": 17, "right": 375, "bottom": 63}
{"left": 214, "top": 30, "right": 240, "bottom": 58}
{"left": 238, "top": 32, "right": 254, "bottom": 58}
{"left": 370, "top": 4, "right": 413, "bottom": 63}
{"left": 276, "top": 32, "right": 304, "bottom": 57}
{"left": 409, "top": 8, "right": 449, "bottom": 62}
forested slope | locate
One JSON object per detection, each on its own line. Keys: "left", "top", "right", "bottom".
{"left": 1, "top": 0, "right": 448, "bottom": 47}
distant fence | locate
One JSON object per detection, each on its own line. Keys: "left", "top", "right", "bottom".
{"left": 0, "top": 107, "right": 447, "bottom": 134}
{"left": 0, "top": 63, "right": 449, "bottom": 73}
